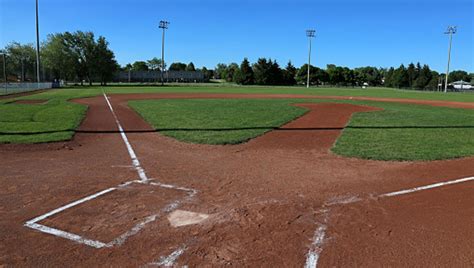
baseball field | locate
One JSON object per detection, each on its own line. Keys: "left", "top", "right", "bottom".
{"left": 1, "top": 86, "right": 473, "bottom": 266}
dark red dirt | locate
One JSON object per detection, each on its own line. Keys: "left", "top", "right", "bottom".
{"left": 0, "top": 93, "right": 473, "bottom": 267}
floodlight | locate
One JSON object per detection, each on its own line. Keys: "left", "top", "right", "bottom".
{"left": 443, "top": 25, "right": 457, "bottom": 93}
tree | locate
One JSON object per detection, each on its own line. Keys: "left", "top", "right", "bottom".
{"left": 201, "top": 67, "right": 213, "bottom": 82}
{"left": 413, "top": 64, "right": 432, "bottom": 90}
{"left": 296, "top": 64, "right": 328, "bottom": 86}
{"left": 267, "top": 60, "right": 283, "bottom": 85}
{"left": 406, "top": 63, "right": 417, "bottom": 88}
{"left": 282, "top": 61, "right": 297, "bottom": 85}
{"left": 169, "top": 62, "right": 187, "bottom": 71}
{"left": 60, "top": 31, "right": 99, "bottom": 85}
{"left": 392, "top": 64, "right": 409, "bottom": 88}
{"left": 425, "top": 71, "right": 440, "bottom": 91}
{"left": 383, "top": 67, "right": 395, "bottom": 87}
{"left": 234, "top": 58, "right": 254, "bottom": 85}
{"left": 354, "top": 66, "right": 382, "bottom": 86}
{"left": 326, "top": 64, "right": 345, "bottom": 85}
{"left": 131, "top": 61, "right": 149, "bottom": 71}
{"left": 93, "top": 36, "right": 119, "bottom": 85}
{"left": 342, "top": 67, "right": 355, "bottom": 86}
{"left": 185, "top": 62, "right": 196, "bottom": 71}
{"left": 225, "top": 63, "right": 239, "bottom": 82}
{"left": 253, "top": 58, "right": 272, "bottom": 85}
{"left": 4, "top": 42, "right": 37, "bottom": 81}
{"left": 147, "top": 57, "right": 163, "bottom": 70}
{"left": 42, "top": 31, "right": 118, "bottom": 84}
{"left": 448, "top": 70, "right": 470, "bottom": 83}
{"left": 214, "top": 63, "right": 227, "bottom": 79}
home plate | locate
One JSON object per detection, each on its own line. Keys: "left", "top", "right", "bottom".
{"left": 168, "top": 210, "right": 209, "bottom": 227}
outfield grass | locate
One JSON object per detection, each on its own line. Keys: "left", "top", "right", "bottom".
{"left": 13, "top": 85, "right": 474, "bottom": 103}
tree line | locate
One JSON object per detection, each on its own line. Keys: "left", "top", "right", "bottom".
{"left": 1, "top": 31, "right": 118, "bottom": 85}
{"left": 2, "top": 31, "right": 472, "bottom": 89}
{"left": 217, "top": 58, "right": 473, "bottom": 90}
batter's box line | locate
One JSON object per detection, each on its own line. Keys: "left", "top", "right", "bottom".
{"left": 24, "top": 179, "right": 197, "bottom": 249}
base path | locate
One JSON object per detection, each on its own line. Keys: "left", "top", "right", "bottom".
{"left": 0, "top": 93, "right": 473, "bottom": 267}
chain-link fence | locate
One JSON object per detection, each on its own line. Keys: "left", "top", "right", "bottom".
{"left": 0, "top": 82, "right": 56, "bottom": 95}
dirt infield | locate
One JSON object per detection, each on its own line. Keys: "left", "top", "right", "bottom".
{"left": 1, "top": 93, "right": 473, "bottom": 267}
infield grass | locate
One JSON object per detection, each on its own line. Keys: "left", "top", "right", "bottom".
{"left": 129, "top": 98, "right": 474, "bottom": 161}
{"left": 1, "top": 85, "right": 473, "bottom": 161}
{"left": 129, "top": 99, "right": 307, "bottom": 144}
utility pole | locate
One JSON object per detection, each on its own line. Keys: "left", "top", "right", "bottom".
{"left": 306, "top": 29, "right": 315, "bottom": 88}
{"left": 159, "top": 20, "right": 169, "bottom": 86}
{"left": 444, "top": 26, "right": 456, "bottom": 93}
{"left": 35, "top": 0, "right": 41, "bottom": 84}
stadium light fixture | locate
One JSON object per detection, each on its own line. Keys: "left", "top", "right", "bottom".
{"left": 306, "top": 29, "right": 316, "bottom": 88}
{"left": 159, "top": 20, "right": 170, "bottom": 86}
{"left": 35, "top": 0, "right": 41, "bottom": 83}
{"left": 444, "top": 26, "right": 457, "bottom": 93}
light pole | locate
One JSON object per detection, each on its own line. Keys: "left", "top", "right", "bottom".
{"left": 159, "top": 20, "right": 169, "bottom": 86}
{"left": 0, "top": 52, "right": 6, "bottom": 94}
{"left": 306, "top": 29, "right": 315, "bottom": 88}
{"left": 444, "top": 26, "right": 456, "bottom": 93}
{"left": 35, "top": 0, "right": 41, "bottom": 84}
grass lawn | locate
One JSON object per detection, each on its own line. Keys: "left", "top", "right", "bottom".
{"left": 333, "top": 100, "right": 474, "bottom": 161}
{"left": 129, "top": 99, "right": 307, "bottom": 144}
{"left": 0, "top": 98, "right": 86, "bottom": 143}
{"left": 0, "top": 85, "right": 473, "bottom": 161}
{"left": 12, "top": 85, "right": 474, "bottom": 103}
{"left": 129, "top": 98, "right": 474, "bottom": 161}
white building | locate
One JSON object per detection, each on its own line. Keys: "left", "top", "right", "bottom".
{"left": 449, "top": 80, "right": 473, "bottom": 90}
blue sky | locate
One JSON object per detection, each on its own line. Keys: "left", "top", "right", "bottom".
{"left": 1, "top": 0, "right": 473, "bottom": 72}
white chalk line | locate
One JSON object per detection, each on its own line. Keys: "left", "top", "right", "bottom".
{"left": 304, "top": 175, "right": 474, "bottom": 268}
{"left": 304, "top": 225, "right": 327, "bottom": 268}
{"left": 25, "top": 222, "right": 107, "bottom": 248}
{"left": 24, "top": 180, "right": 195, "bottom": 249}
{"left": 380, "top": 176, "right": 474, "bottom": 197}
{"left": 24, "top": 92, "right": 198, "bottom": 259}
{"left": 25, "top": 187, "right": 116, "bottom": 225}
{"left": 103, "top": 92, "right": 148, "bottom": 182}
{"left": 147, "top": 245, "right": 187, "bottom": 267}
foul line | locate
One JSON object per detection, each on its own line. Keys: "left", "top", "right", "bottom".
{"left": 380, "top": 176, "right": 474, "bottom": 197}
{"left": 103, "top": 92, "right": 148, "bottom": 182}
{"left": 24, "top": 92, "right": 198, "bottom": 261}
{"left": 304, "top": 175, "right": 474, "bottom": 268}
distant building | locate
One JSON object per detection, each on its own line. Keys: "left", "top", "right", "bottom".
{"left": 114, "top": 70, "right": 205, "bottom": 83}
{"left": 449, "top": 80, "right": 473, "bottom": 90}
